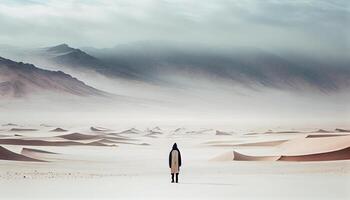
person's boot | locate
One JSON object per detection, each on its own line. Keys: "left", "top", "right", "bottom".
{"left": 175, "top": 173, "right": 179, "bottom": 183}
{"left": 171, "top": 173, "right": 174, "bottom": 183}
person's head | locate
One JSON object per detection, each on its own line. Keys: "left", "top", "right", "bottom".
{"left": 172, "top": 143, "right": 178, "bottom": 150}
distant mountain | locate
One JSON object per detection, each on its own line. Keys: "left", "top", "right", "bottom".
{"left": 0, "top": 56, "right": 107, "bottom": 97}
{"left": 1, "top": 43, "right": 350, "bottom": 93}
{"left": 40, "top": 44, "right": 136, "bottom": 79}
{"left": 44, "top": 44, "right": 105, "bottom": 69}
{"left": 84, "top": 42, "right": 350, "bottom": 92}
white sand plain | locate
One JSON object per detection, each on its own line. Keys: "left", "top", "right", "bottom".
{"left": 0, "top": 125, "right": 349, "bottom": 200}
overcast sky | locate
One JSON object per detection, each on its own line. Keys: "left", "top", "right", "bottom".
{"left": 0, "top": 0, "right": 349, "bottom": 56}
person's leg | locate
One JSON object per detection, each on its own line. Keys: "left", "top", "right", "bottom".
{"left": 171, "top": 173, "right": 174, "bottom": 183}
{"left": 175, "top": 173, "right": 179, "bottom": 183}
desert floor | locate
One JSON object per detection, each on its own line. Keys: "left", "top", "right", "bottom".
{"left": 0, "top": 125, "right": 349, "bottom": 200}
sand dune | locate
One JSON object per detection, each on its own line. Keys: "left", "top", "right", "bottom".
{"left": 144, "top": 134, "right": 158, "bottom": 138}
{"left": 0, "top": 138, "right": 83, "bottom": 146}
{"left": 96, "top": 139, "right": 119, "bottom": 144}
{"left": 245, "top": 132, "right": 260, "bottom": 135}
{"left": 222, "top": 135, "right": 350, "bottom": 162}
{"left": 119, "top": 128, "right": 142, "bottom": 134}
{"left": 216, "top": 131, "right": 232, "bottom": 136}
{"left": 0, "top": 146, "right": 44, "bottom": 162}
{"left": 234, "top": 140, "right": 288, "bottom": 147}
{"left": 58, "top": 133, "right": 100, "bottom": 140}
{"left": 0, "top": 134, "right": 12, "bottom": 138}
{"left": 335, "top": 128, "right": 350, "bottom": 132}
{"left": 104, "top": 135, "right": 138, "bottom": 142}
{"left": 275, "top": 131, "right": 301, "bottom": 134}
{"left": 185, "top": 129, "right": 214, "bottom": 135}
{"left": 0, "top": 138, "right": 109, "bottom": 146}
{"left": 278, "top": 135, "right": 350, "bottom": 155}
{"left": 306, "top": 134, "right": 349, "bottom": 138}
{"left": 232, "top": 147, "right": 350, "bottom": 162}
{"left": 264, "top": 130, "right": 301, "bottom": 134}
{"left": 50, "top": 128, "right": 68, "bottom": 132}
{"left": 203, "top": 140, "right": 243, "bottom": 145}
{"left": 95, "top": 138, "right": 147, "bottom": 146}
{"left": 246, "top": 130, "right": 301, "bottom": 135}
{"left": 211, "top": 144, "right": 238, "bottom": 147}
{"left": 145, "top": 130, "right": 163, "bottom": 137}
{"left": 173, "top": 128, "right": 186, "bottom": 133}
{"left": 21, "top": 148, "right": 58, "bottom": 155}
{"left": 40, "top": 124, "right": 52, "bottom": 127}
{"left": 10, "top": 128, "right": 37, "bottom": 132}
{"left": 90, "top": 127, "right": 110, "bottom": 132}
{"left": 104, "top": 140, "right": 149, "bottom": 146}
{"left": 278, "top": 147, "right": 350, "bottom": 161}
{"left": 228, "top": 146, "right": 350, "bottom": 162}
{"left": 313, "top": 129, "right": 332, "bottom": 133}
{"left": 21, "top": 148, "right": 59, "bottom": 160}
{"left": 172, "top": 128, "right": 214, "bottom": 135}
{"left": 104, "top": 135, "right": 136, "bottom": 141}
{"left": 2, "top": 123, "right": 19, "bottom": 126}
{"left": 150, "top": 127, "right": 162, "bottom": 132}
{"left": 202, "top": 139, "right": 287, "bottom": 147}
{"left": 233, "top": 151, "right": 281, "bottom": 161}
{"left": 85, "top": 141, "right": 113, "bottom": 146}
{"left": 147, "top": 130, "right": 163, "bottom": 135}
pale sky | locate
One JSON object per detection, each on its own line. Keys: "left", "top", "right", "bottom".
{"left": 0, "top": 0, "right": 349, "bottom": 57}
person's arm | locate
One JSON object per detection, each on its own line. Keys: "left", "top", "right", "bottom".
{"left": 169, "top": 150, "right": 172, "bottom": 168}
{"left": 178, "top": 150, "right": 182, "bottom": 167}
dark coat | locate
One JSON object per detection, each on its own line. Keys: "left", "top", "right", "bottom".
{"left": 169, "top": 143, "right": 182, "bottom": 169}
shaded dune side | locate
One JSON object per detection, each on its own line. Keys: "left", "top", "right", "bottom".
{"left": 144, "top": 131, "right": 163, "bottom": 137}
{"left": 0, "top": 138, "right": 108, "bottom": 146}
{"left": 216, "top": 131, "right": 232, "bottom": 136}
{"left": 2, "top": 123, "right": 19, "bottom": 126}
{"left": 233, "top": 147, "right": 350, "bottom": 162}
{"left": 234, "top": 140, "right": 288, "bottom": 147}
{"left": 10, "top": 128, "right": 37, "bottom": 132}
{"left": 90, "top": 127, "right": 110, "bottom": 132}
{"left": 50, "top": 128, "right": 67, "bottom": 132}
{"left": 58, "top": 133, "right": 100, "bottom": 140}
{"left": 21, "top": 148, "right": 59, "bottom": 160}
{"left": 233, "top": 151, "right": 281, "bottom": 161}
{"left": 21, "top": 148, "right": 58, "bottom": 154}
{"left": 83, "top": 141, "right": 110, "bottom": 146}
{"left": 278, "top": 147, "right": 350, "bottom": 161}
{"left": 306, "top": 134, "right": 349, "bottom": 138}
{"left": 335, "top": 128, "right": 350, "bottom": 132}
{"left": 0, "top": 146, "right": 44, "bottom": 162}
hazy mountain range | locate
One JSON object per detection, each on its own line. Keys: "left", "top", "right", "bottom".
{"left": 0, "top": 42, "right": 349, "bottom": 98}
{"left": 83, "top": 42, "right": 350, "bottom": 92}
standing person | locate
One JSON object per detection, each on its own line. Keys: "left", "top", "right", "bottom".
{"left": 169, "top": 143, "right": 182, "bottom": 183}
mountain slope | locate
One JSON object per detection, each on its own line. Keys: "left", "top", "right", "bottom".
{"left": 0, "top": 56, "right": 107, "bottom": 97}
{"left": 45, "top": 44, "right": 105, "bottom": 69}
{"left": 41, "top": 44, "right": 136, "bottom": 79}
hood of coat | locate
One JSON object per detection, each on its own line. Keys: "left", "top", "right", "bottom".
{"left": 172, "top": 143, "right": 178, "bottom": 150}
